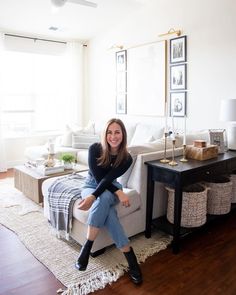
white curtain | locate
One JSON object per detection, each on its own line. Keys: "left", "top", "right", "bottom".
{"left": 0, "top": 32, "right": 7, "bottom": 172}
{"left": 65, "top": 41, "right": 84, "bottom": 126}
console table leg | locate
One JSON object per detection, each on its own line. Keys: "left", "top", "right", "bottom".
{"left": 145, "top": 166, "right": 154, "bottom": 238}
{"left": 172, "top": 182, "right": 183, "bottom": 254}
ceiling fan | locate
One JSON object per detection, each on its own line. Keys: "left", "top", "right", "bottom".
{"left": 51, "top": 0, "right": 97, "bottom": 8}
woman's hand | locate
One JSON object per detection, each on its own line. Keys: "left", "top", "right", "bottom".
{"left": 77, "top": 195, "right": 96, "bottom": 211}
{"left": 116, "top": 190, "right": 130, "bottom": 207}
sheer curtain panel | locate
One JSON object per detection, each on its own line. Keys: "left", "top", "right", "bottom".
{"left": 0, "top": 32, "right": 7, "bottom": 172}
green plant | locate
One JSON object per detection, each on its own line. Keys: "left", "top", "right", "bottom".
{"left": 59, "top": 153, "right": 75, "bottom": 163}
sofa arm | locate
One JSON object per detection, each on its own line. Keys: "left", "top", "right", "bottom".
{"left": 127, "top": 147, "right": 183, "bottom": 218}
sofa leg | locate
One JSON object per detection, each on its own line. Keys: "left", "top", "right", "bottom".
{"left": 90, "top": 247, "right": 106, "bottom": 257}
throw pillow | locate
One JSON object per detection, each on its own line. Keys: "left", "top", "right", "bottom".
{"left": 129, "top": 123, "right": 164, "bottom": 146}
{"left": 72, "top": 133, "right": 100, "bottom": 149}
{"left": 61, "top": 125, "right": 73, "bottom": 147}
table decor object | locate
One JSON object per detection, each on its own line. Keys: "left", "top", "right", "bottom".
{"left": 185, "top": 144, "right": 218, "bottom": 161}
{"left": 160, "top": 132, "right": 170, "bottom": 163}
{"left": 169, "top": 139, "right": 178, "bottom": 166}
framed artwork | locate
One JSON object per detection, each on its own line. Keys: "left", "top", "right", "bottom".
{"left": 170, "top": 63, "right": 187, "bottom": 90}
{"left": 116, "top": 50, "right": 127, "bottom": 72}
{"left": 209, "top": 129, "right": 227, "bottom": 154}
{"left": 116, "top": 71, "right": 127, "bottom": 93}
{"left": 127, "top": 40, "right": 166, "bottom": 116}
{"left": 116, "top": 50, "right": 127, "bottom": 114}
{"left": 170, "top": 35, "right": 187, "bottom": 64}
{"left": 170, "top": 92, "right": 186, "bottom": 117}
{"left": 116, "top": 93, "right": 127, "bottom": 114}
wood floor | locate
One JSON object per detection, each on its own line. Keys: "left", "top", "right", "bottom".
{"left": 1, "top": 170, "right": 236, "bottom": 295}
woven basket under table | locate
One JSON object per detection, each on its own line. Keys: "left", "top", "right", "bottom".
{"left": 230, "top": 173, "right": 236, "bottom": 203}
{"left": 204, "top": 176, "right": 232, "bottom": 215}
{"left": 166, "top": 184, "right": 208, "bottom": 228}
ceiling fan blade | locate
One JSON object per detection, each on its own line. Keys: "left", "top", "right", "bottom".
{"left": 68, "top": 0, "right": 97, "bottom": 8}
{"left": 51, "top": 0, "right": 67, "bottom": 7}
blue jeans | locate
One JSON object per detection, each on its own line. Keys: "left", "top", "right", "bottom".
{"left": 81, "top": 175, "right": 129, "bottom": 249}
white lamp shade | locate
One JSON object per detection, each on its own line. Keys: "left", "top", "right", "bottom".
{"left": 220, "top": 99, "right": 236, "bottom": 121}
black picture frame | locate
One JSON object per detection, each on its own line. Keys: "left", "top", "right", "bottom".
{"left": 116, "top": 50, "right": 127, "bottom": 72}
{"left": 116, "top": 93, "right": 127, "bottom": 114}
{"left": 170, "top": 35, "right": 187, "bottom": 64}
{"left": 170, "top": 63, "right": 187, "bottom": 90}
{"left": 170, "top": 92, "right": 187, "bottom": 117}
{"left": 116, "top": 50, "right": 127, "bottom": 114}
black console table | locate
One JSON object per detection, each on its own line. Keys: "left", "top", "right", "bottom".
{"left": 145, "top": 151, "right": 236, "bottom": 254}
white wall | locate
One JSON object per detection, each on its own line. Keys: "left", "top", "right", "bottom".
{"left": 86, "top": 0, "right": 236, "bottom": 131}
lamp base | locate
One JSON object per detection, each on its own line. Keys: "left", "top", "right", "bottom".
{"left": 227, "top": 124, "right": 236, "bottom": 150}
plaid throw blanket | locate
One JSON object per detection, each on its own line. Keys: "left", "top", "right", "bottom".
{"left": 48, "top": 173, "right": 86, "bottom": 240}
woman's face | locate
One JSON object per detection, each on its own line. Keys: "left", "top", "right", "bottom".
{"left": 106, "top": 122, "right": 123, "bottom": 153}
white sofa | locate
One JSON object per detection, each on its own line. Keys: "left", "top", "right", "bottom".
{"left": 42, "top": 146, "right": 182, "bottom": 254}
{"left": 42, "top": 127, "right": 210, "bottom": 254}
{"left": 24, "top": 121, "right": 165, "bottom": 165}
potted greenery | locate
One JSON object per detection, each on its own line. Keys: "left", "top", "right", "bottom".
{"left": 60, "top": 153, "right": 76, "bottom": 169}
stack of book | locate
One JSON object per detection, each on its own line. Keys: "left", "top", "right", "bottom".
{"left": 36, "top": 164, "right": 65, "bottom": 176}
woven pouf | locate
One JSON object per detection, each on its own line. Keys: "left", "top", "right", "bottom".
{"left": 230, "top": 172, "right": 236, "bottom": 203}
{"left": 166, "top": 183, "right": 208, "bottom": 228}
{"left": 204, "top": 176, "right": 232, "bottom": 215}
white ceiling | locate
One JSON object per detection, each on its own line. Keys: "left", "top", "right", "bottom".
{"left": 0, "top": 0, "right": 146, "bottom": 42}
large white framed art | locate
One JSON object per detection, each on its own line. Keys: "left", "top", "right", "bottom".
{"left": 127, "top": 40, "right": 167, "bottom": 116}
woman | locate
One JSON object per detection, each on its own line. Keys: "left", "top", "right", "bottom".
{"left": 75, "top": 118, "right": 142, "bottom": 285}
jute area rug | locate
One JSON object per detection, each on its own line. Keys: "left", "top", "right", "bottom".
{"left": 0, "top": 178, "right": 172, "bottom": 295}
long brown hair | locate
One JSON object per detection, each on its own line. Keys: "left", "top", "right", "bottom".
{"left": 98, "top": 118, "right": 129, "bottom": 168}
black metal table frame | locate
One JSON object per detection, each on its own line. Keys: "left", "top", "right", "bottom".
{"left": 145, "top": 151, "right": 236, "bottom": 253}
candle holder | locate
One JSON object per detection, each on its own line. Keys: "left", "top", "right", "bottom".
{"left": 160, "top": 132, "right": 170, "bottom": 163}
{"left": 180, "top": 144, "right": 188, "bottom": 162}
{"left": 169, "top": 139, "right": 178, "bottom": 166}
{"left": 45, "top": 153, "right": 55, "bottom": 167}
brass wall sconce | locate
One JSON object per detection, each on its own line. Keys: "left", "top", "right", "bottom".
{"left": 108, "top": 44, "right": 124, "bottom": 51}
{"left": 158, "top": 28, "right": 181, "bottom": 38}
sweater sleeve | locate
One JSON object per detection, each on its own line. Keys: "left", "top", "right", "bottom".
{"left": 88, "top": 143, "right": 132, "bottom": 198}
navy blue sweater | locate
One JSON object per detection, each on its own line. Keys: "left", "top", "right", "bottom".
{"left": 88, "top": 143, "right": 132, "bottom": 198}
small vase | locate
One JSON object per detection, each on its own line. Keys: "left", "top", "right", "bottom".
{"left": 64, "top": 162, "right": 73, "bottom": 169}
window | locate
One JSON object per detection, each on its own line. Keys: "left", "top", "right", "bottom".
{"left": 1, "top": 37, "right": 82, "bottom": 137}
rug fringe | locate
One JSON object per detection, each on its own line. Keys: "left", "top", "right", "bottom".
{"left": 61, "top": 266, "right": 125, "bottom": 295}
{"left": 136, "top": 236, "right": 171, "bottom": 263}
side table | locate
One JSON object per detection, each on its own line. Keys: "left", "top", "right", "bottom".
{"left": 145, "top": 151, "right": 236, "bottom": 254}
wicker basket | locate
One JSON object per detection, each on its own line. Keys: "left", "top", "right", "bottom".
{"left": 204, "top": 176, "right": 232, "bottom": 215}
{"left": 230, "top": 171, "right": 236, "bottom": 203}
{"left": 166, "top": 183, "right": 208, "bottom": 228}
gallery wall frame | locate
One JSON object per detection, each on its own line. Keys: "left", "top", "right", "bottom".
{"left": 127, "top": 40, "right": 167, "bottom": 116}
{"left": 116, "top": 50, "right": 127, "bottom": 114}
{"left": 170, "top": 91, "right": 187, "bottom": 117}
{"left": 170, "top": 63, "right": 187, "bottom": 90}
{"left": 116, "top": 50, "right": 127, "bottom": 72}
{"left": 170, "top": 35, "right": 187, "bottom": 64}
{"left": 116, "top": 93, "right": 127, "bottom": 114}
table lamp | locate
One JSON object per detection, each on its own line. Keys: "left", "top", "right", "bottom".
{"left": 220, "top": 99, "right": 236, "bottom": 150}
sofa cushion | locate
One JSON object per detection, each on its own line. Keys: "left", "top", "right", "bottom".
{"left": 61, "top": 121, "right": 96, "bottom": 147}
{"left": 73, "top": 188, "right": 141, "bottom": 224}
{"left": 129, "top": 123, "right": 164, "bottom": 146}
{"left": 72, "top": 133, "right": 100, "bottom": 149}
{"left": 117, "top": 155, "right": 137, "bottom": 188}
{"left": 61, "top": 125, "right": 74, "bottom": 147}
{"left": 128, "top": 135, "right": 182, "bottom": 155}
{"left": 77, "top": 149, "right": 89, "bottom": 165}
